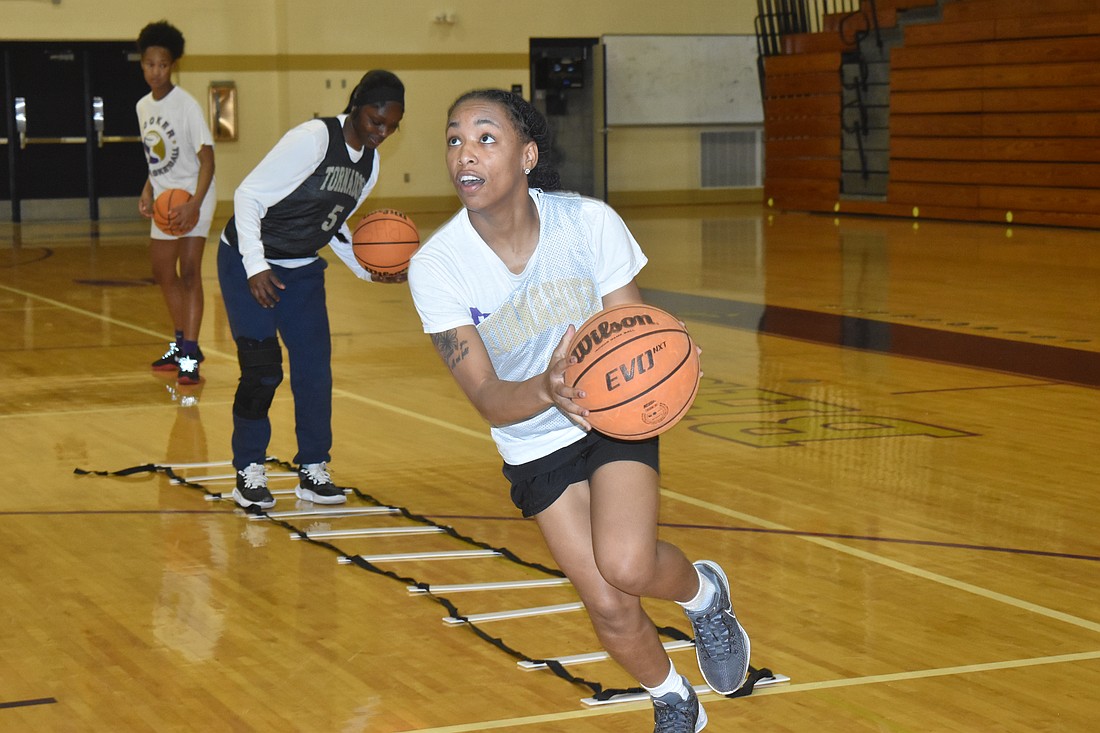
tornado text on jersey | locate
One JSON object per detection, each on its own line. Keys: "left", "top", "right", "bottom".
{"left": 320, "top": 166, "right": 367, "bottom": 199}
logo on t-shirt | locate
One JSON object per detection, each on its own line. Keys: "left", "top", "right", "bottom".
{"left": 142, "top": 116, "right": 180, "bottom": 176}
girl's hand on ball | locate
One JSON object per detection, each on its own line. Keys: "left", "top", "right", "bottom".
{"left": 547, "top": 325, "right": 590, "bottom": 430}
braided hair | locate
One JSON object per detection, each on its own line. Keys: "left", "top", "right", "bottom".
{"left": 448, "top": 89, "right": 562, "bottom": 192}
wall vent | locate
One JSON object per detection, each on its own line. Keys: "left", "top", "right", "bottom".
{"left": 701, "top": 129, "right": 762, "bottom": 188}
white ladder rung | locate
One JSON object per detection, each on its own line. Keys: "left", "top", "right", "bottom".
{"left": 270, "top": 487, "right": 353, "bottom": 497}
{"left": 443, "top": 601, "right": 584, "bottom": 626}
{"left": 408, "top": 577, "right": 572, "bottom": 595}
{"left": 204, "top": 487, "right": 354, "bottom": 502}
{"left": 293, "top": 526, "right": 444, "bottom": 540}
{"left": 174, "top": 471, "right": 297, "bottom": 484}
{"left": 159, "top": 460, "right": 235, "bottom": 469}
{"left": 338, "top": 550, "right": 501, "bottom": 564}
{"left": 580, "top": 674, "right": 790, "bottom": 706}
{"left": 252, "top": 507, "right": 398, "bottom": 520}
{"left": 518, "top": 639, "right": 695, "bottom": 670}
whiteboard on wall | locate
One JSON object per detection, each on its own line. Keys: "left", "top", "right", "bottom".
{"left": 602, "top": 34, "right": 762, "bottom": 126}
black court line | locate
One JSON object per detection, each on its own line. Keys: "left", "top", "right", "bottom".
{"left": 641, "top": 288, "right": 1100, "bottom": 389}
{"left": 0, "top": 697, "right": 57, "bottom": 710}
{"left": 14, "top": 505, "right": 1088, "bottom": 564}
{"left": 426, "top": 514, "right": 1100, "bottom": 563}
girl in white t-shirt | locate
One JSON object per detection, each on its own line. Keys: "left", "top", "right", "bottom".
{"left": 136, "top": 21, "right": 216, "bottom": 385}
{"left": 408, "top": 90, "right": 751, "bottom": 732}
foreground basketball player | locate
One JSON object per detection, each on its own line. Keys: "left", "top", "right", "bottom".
{"left": 408, "top": 89, "right": 750, "bottom": 732}
{"left": 136, "top": 21, "right": 216, "bottom": 385}
{"left": 217, "top": 71, "right": 405, "bottom": 509}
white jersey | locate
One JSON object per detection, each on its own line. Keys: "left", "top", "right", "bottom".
{"left": 409, "top": 190, "right": 647, "bottom": 464}
{"left": 136, "top": 86, "right": 214, "bottom": 197}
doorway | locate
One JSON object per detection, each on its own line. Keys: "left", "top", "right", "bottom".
{"left": 529, "top": 38, "right": 605, "bottom": 200}
{"left": 1, "top": 40, "right": 148, "bottom": 222}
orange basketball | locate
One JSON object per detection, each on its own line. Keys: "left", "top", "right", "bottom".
{"left": 352, "top": 209, "right": 420, "bottom": 276}
{"left": 563, "top": 304, "right": 700, "bottom": 440}
{"left": 153, "top": 188, "right": 192, "bottom": 236}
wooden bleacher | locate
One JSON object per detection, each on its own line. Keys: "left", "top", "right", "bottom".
{"left": 761, "top": 0, "right": 1100, "bottom": 229}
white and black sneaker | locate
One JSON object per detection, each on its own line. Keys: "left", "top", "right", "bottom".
{"left": 152, "top": 342, "right": 180, "bottom": 371}
{"left": 232, "top": 463, "right": 275, "bottom": 509}
{"left": 177, "top": 354, "right": 201, "bottom": 385}
{"left": 153, "top": 342, "right": 205, "bottom": 372}
{"left": 295, "top": 462, "right": 346, "bottom": 505}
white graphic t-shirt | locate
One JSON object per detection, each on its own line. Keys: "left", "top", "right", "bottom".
{"left": 136, "top": 86, "right": 214, "bottom": 197}
{"left": 409, "top": 190, "right": 647, "bottom": 464}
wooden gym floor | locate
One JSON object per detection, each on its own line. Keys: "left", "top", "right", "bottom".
{"left": 1, "top": 203, "right": 1097, "bottom": 731}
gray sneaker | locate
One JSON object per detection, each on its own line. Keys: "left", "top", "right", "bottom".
{"left": 232, "top": 463, "right": 275, "bottom": 509}
{"left": 295, "top": 462, "right": 346, "bottom": 505}
{"left": 683, "top": 560, "right": 751, "bottom": 695}
{"left": 652, "top": 678, "right": 708, "bottom": 733}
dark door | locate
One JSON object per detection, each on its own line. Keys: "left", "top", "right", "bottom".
{"left": 1, "top": 40, "right": 147, "bottom": 221}
{"left": 8, "top": 42, "right": 89, "bottom": 214}
{"left": 87, "top": 42, "right": 146, "bottom": 198}
{"left": 1, "top": 49, "right": 10, "bottom": 204}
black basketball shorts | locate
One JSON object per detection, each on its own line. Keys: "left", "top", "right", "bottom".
{"left": 502, "top": 430, "right": 659, "bottom": 518}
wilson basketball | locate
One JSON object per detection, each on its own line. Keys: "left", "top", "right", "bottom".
{"left": 563, "top": 304, "right": 700, "bottom": 440}
{"left": 153, "top": 188, "right": 192, "bottom": 236}
{"left": 352, "top": 209, "right": 420, "bottom": 275}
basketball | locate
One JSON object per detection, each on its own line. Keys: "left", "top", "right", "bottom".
{"left": 563, "top": 304, "right": 700, "bottom": 440}
{"left": 352, "top": 209, "right": 420, "bottom": 276}
{"left": 153, "top": 188, "right": 192, "bottom": 236}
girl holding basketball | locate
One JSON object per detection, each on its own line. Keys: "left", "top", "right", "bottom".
{"left": 408, "top": 89, "right": 750, "bottom": 732}
{"left": 217, "top": 70, "right": 404, "bottom": 510}
{"left": 136, "top": 21, "right": 216, "bottom": 385}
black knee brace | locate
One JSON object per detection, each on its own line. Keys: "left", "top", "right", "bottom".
{"left": 233, "top": 337, "right": 283, "bottom": 420}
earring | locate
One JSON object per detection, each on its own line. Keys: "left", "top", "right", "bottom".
{"left": 524, "top": 167, "right": 531, "bottom": 175}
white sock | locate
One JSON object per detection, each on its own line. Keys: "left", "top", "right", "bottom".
{"left": 677, "top": 565, "right": 717, "bottom": 613}
{"left": 642, "top": 660, "right": 692, "bottom": 700}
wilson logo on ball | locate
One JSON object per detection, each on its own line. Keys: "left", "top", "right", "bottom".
{"left": 570, "top": 312, "right": 656, "bottom": 365}
{"left": 564, "top": 304, "right": 700, "bottom": 440}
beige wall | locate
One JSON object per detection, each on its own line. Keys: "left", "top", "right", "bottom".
{"left": 4, "top": 0, "right": 761, "bottom": 212}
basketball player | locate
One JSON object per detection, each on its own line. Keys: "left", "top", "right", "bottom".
{"left": 136, "top": 21, "right": 216, "bottom": 385}
{"left": 408, "top": 89, "right": 750, "bottom": 732}
{"left": 217, "top": 70, "right": 405, "bottom": 509}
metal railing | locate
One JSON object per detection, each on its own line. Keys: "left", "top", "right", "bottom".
{"left": 755, "top": 0, "right": 877, "bottom": 61}
{"left": 755, "top": 1, "right": 881, "bottom": 182}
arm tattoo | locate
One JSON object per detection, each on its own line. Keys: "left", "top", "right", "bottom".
{"left": 431, "top": 329, "right": 470, "bottom": 371}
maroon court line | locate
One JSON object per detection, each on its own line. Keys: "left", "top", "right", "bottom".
{"left": 0, "top": 697, "right": 58, "bottom": 710}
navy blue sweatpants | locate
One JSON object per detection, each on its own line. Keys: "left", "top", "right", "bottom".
{"left": 217, "top": 242, "right": 332, "bottom": 470}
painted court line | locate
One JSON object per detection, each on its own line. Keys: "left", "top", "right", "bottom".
{"left": 0, "top": 284, "right": 488, "bottom": 440}
{"left": 20, "top": 281, "right": 1094, "bottom": 633}
{"left": 12, "top": 282, "right": 1097, "bottom": 729}
{"left": 404, "top": 650, "right": 1100, "bottom": 732}
{"left": 661, "top": 488, "right": 1100, "bottom": 635}
{"left": 0, "top": 284, "right": 224, "bottom": 351}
